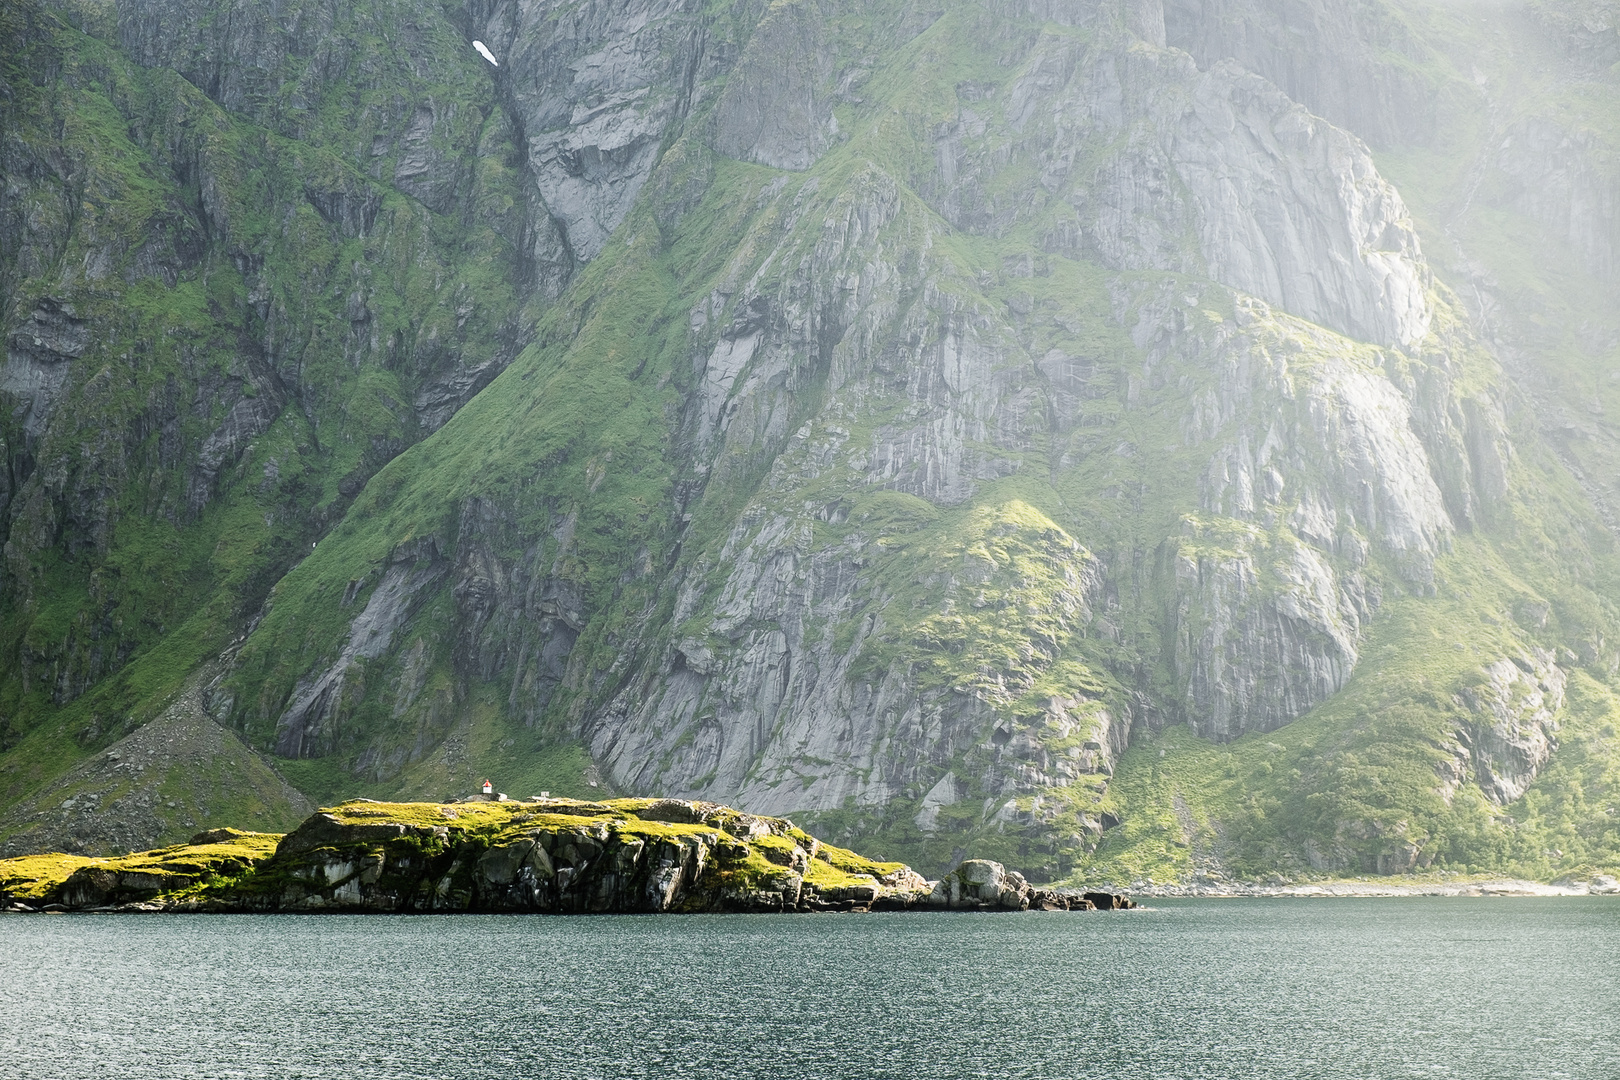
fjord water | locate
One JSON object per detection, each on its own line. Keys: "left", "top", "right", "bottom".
{"left": 3, "top": 899, "right": 1615, "bottom": 1079}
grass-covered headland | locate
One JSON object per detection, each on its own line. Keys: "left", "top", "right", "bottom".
{"left": 0, "top": 799, "right": 1129, "bottom": 914}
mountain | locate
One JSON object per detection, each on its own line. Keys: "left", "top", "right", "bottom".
{"left": 2, "top": 0, "right": 1618, "bottom": 884}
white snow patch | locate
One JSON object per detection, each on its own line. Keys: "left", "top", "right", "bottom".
{"left": 473, "top": 40, "right": 498, "bottom": 67}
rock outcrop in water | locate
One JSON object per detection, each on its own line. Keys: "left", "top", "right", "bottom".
{"left": 0, "top": 800, "right": 1132, "bottom": 914}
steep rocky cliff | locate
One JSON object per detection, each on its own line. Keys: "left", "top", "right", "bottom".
{"left": 3, "top": 0, "right": 1618, "bottom": 884}
{"left": 0, "top": 0, "right": 533, "bottom": 832}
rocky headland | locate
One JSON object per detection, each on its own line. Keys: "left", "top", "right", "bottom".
{"left": 0, "top": 798, "right": 1133, "bottom": 915}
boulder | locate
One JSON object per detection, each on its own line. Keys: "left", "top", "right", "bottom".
{"left": 276, "top": 813, "right": 406, "bottom": 855}
{"left": 59, "top": 867, "right": 118, "bottom": 908}
{"left": 930, "top": 860, "right": 1133, "bottom": 911}
{"left": 477, "top": 840, "right": 536, "bottom": 887}
{"left": 957, "top": 859, "right": 1007, "bottom": 897}
{"left": 636, "top": 799, "right": 706, "bottom": 825}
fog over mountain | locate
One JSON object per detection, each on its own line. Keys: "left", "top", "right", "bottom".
{"left": 2, "top": 0, "right": 1618, "bottom": 883}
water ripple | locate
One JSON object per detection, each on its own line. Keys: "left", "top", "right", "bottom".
{"left": 1, "top": 898, "right": 1616, "bottom": 1079}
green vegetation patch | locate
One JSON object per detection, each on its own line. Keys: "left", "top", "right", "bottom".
{"left": 0, "top": 830, "right": 281, "bottom": 902}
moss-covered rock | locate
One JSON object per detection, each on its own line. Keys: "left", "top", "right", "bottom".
{"left": 236, "top": 797, "right": 943, "bottom": 913}
{"left": 0, "top": 829, "right": 280, "bottom": 908}
{"left": 0, "top": 798, "right": 1131, "bottom": 913}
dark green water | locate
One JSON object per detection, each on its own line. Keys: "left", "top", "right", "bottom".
{"left": 2, "top": 898, "right": 1615, "bottom": 1079}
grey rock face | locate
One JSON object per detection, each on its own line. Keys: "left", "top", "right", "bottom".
{"left": 1163, "top": 0, "right": 1620, "bottom": 558}
{"left": 1458, "top": 652, "right": 1567, "bottom": 805}
{"left": 583, "top": 65, "right": 1460, "bottom": 814}
{"left": 291, "top": 3, "right": 1504, "bottom": 832}
{"left": 1, "top": 299, "right": 86, "bottom": 438}
{"left": 185, "top": 375, "right": 288, "bottom": 516}
{"left": 712, "top": 0, "right": 836, "bottom": 171}
{"left": 1492, "top": 117, "right": 1620, "bottom": 289}
{"left": 582, "top": 163, "right": 1114, "bottom": 811}
{"left": 413, "top": 347, "right": 521, "bottom": 434}
{"left": 117, "top": 0, "right": 478, "bottom": 203}
{"left": 473, "top": 0, "right": 928, "bottom": 275}
{"left": 268, "top": 496, "right": 585, "bottom": 777}
{"left": 445, "top": 498, "right": 583, "bottom": 728}
{"left": 1124, "top": 283, "right": 1449, "bottom": 738}
{"left": 0, "top": 0, "right": 532, "bottom": 724}
{"left": 1174, "top": 535, "right": 1360, "bottom": 741}
{"left": 483, "top": 0, "right": 709, "bottom": 264}
{"left": 1168, "top": 62, "right": 1431, "bottom": 349}
{"left": 275, "top": 538, "right": 450, "bottom": 758}
{"left": 991, "top": 37, "right": 1433, "bottom": 348}
{"left": 141, "top": 0, "right": 1604, "bottom": 876}
{"left": 1162, "top": 0, "right": 1440, "bottom": 149}
{"left": 1528, "top": 0, "right": 1620, "bottom": 70}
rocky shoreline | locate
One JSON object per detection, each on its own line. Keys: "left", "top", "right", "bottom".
{"left": 0, "top": 798, "right": 1134, "bottom": 915}
{"left": 1131, "top": 875, "right": 1620, "bottom": 899}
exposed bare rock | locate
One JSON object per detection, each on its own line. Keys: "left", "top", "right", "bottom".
{"left": 1491, "top": 117, "right": 1620, "bottom": 289}
{"left": 999, "top": 37, "right": 1433, "bottom": 348}
{"left": 1163, "top": 0, "right": 1441, "bottom": 149}
{"left": 9, "top": 0, "right": 1616, "bottom": 885}
{"left": 274, "top": 538, "right": 451, "bottom": 758}
{"left": 927, "top": 857, "right": 1135, "bottom": 909}
{"left": 481, "top": 0, "right": 710, "bottom": 264}
{"left": 1, "top": 298, "right": 87, "bottom": 438}
{"left": 1458, "top": 652, "right": 1567, "bottom": 805}
{"left": 712, "top": 0, "right": 837, "bottom": 171}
